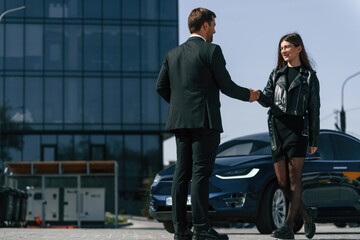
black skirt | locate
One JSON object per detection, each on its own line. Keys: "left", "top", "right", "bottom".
{"left": 271, "top": 114, "right": 308, "bottom": 162}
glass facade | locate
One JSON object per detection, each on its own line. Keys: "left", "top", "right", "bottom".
{"left": 0, "top": 0, "right": 177, "bottom": 215}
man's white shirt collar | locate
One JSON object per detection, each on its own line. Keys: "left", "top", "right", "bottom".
{"left": 190, "top": 33, "right": 206, "bottom": 42}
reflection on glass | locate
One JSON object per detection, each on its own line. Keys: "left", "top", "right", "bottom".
{"left": 65, "top": 25, "right": 82, "bottom": 70}
{"left": 45, "top": 78, "right": 62, "bottom": 124}
{"left": 45, "top": 25, "right": 63, "bottom": 70}
{"left": 23, "top": 135, "right": 41, "bottom": 161}
{"left": 5, "top": 24, "right": 24, "bottom": 69}
{"left": 64, "top": 78, "right": 82, "bottom": 124}
{"left": 104, "top": 78, "right": 121, "bottom": 124}
{"left": 5, "top": 77, "right": 23, "bottom": 117}
{"left": 25, "top": 77, "right": 43, "bottom": 123}
{"left": 142, "top": 78, "right": 159, "bottom": 124}
{"left": 141, "top": 27, "right": 158, "bottom": 71}
{"left": 25, "top": 25, "right": 43, "bottom": 70}
{"left": 124, "top": 135, "right": 141, "bottom": 178}
{"left": 84, "top": 0, "right": 101, "bottom": 18}
{"left": 103, "top": 26, "right": 121, "bottom": 71}
{"left": 143, "top": 135, "right": 162, "bottom": 175}
{"left": 64, "top": 0, "right": 82, "bottom": 18}
{"left": 103, "top": 0, "right": 120, "bottom": 19}
{"left": 123, "top": 78, "right": 140, "bottom": 124}
{"left": 141, "top": 0, "right": 157, "bottom": 19}
{"left": 84, "top": 78, "right": 101, "bottom": 123}
{"left": 42, "top": 145, "right": 56, "bottom": 161}
{"left": 160, "top": 26, "right": 177, "bottom": 61}
{"left": 46, "top": 0, "right": 64, "bottom": 18}
{"left": 84, "top": 25, "right": 101, "bottom": 71}
{"left": 123, "top": 27, "right": 140, "bottom": 71}
{"left": 74, "top": 135, "right": 89, "bottom": 160}
{"left": 122, "top": 0, "right": 139, "bottom": 19}
{"left": 23, "top": 0, "right": 44, "bottom": 17}
{"left": 58, "top": 135, "right": 73, "bottom": 160}
{"left": 159, "top": 0, "right": 177, "bottom": 20}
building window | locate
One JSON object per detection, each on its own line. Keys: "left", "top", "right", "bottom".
{"left": 123, "top": 78, "right": 141, "bottom": 126}
{"left": 84, "top": 77, "right": 101, "bottom": 126}
{"left": 64, "top": 78, "right": 82, "bottom": 126}
{"left": 44, "top": 78, "right": 63, "bottom": 126}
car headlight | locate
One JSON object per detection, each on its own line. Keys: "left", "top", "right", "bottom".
{"left": 215, "top": 168, "right": 260, "bottom": 180}
{"left": 153, "top": 173, "right": 161, "bottom": 183}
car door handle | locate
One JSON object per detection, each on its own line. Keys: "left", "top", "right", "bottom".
{"left": 333, "top": 166, "right": 347, "bottom": 170}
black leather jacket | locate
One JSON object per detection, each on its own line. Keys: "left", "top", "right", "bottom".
{"left": 258, "top": 65, "right": 320, "bottom": 147}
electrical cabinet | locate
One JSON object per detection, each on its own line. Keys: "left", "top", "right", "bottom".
{"left": 26, "top": 188, "right": 105, "bottom": 223}
{"left": 63, "top": 188, "right": 105, "bottom": 221}
{"left": 26, "top": 188, "right": 59, "bottom": 221}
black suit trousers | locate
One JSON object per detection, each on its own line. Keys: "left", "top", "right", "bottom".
{"left": 171, "top": 128, "right": 220, "bottom": 233}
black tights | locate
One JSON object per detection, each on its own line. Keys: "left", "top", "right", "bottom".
{"left": 274, "top": 157, "right": 310, "bottom": 228}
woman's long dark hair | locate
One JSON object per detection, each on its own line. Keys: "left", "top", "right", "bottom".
{"left": 276, "top": 32, "right": 313, "bottom": 70}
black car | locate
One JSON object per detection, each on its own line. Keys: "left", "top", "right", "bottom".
{"left": 149, "top": 129, "right": 360, "bottom": 234}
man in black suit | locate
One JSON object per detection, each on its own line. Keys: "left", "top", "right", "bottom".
{"left": 156, "top": 7, "right": 259, "bottom": 240}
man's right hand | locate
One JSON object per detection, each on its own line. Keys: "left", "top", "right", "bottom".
{"left": 249, "top": 89, "right": 260, "bottom": 102}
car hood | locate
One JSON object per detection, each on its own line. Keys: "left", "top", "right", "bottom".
{"left": 157, "top": 155, "right": 271, "bottom": 178}
{"left": 214, "top": 155, "right": 271, "bottom": 170}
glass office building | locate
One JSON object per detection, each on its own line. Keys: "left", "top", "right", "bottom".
{"left": 0, "top": 0, "right": 177, "bottom": 215}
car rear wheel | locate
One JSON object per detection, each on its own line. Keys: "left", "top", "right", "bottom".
{"left": 163, "top": 221, "right": 175, "bottom": 233}
{"left": 334, "top": 222, "right": 347, "bottom": 228}
{"left": 256, "top": 182, "right": 287, "bottom": 234}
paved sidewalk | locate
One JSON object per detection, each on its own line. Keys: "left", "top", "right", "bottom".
{"left": 0, "top": 216, "right": 359, "bottom": 240}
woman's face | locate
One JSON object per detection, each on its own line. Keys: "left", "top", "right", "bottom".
{"left": 280, "top": 40, "right": 302, "bottom": 65}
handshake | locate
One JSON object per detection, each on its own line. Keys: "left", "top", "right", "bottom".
{"left": 249, "top": 89, "right": 260, "bottom": 102}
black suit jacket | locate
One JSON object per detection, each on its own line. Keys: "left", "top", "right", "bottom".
{"left": 156, "top": 36, "right": 250, "bottom": 132}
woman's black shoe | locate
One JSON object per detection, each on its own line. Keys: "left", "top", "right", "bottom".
{"left": 304, "top": 207, "right": 318, "bottom": 239}
{"left": 193, "top": 225, "right": 229, "bottom": 240}
{"left": 271, "top": 225, "right": 295, "bottom": 239}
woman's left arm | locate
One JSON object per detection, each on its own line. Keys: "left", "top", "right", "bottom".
{"left": 308, "top": 72, "right": 321, "bottom": 147}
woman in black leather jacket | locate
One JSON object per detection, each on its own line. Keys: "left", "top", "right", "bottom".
{"left": 257, "top": 33, "right": 320, "bottom": 240}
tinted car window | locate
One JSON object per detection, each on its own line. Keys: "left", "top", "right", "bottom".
{"left": 217, "top": 140, "right": 271, "bottom": 157}
{"left": 316, "top": 134, "right": 334, "bottom": 160}
{"left": 331, "top": 134, "right": 360, "bottom": 160}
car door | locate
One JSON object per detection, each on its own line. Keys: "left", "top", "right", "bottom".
{"left": 331, "top": 133, "right": 360, "bottom": 217}
{"left": 302, "top": 132, "right": 343, "bottom": 210}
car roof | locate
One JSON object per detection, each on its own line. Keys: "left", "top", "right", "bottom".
{"left": 226, "top": 132, "right": 270, "bottom": 142}
{"left": 225, "top": 129, "right": 360, "bottom": 143}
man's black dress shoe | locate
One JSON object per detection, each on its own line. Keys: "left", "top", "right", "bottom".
{"left": 174, "top": 229, "right": 193, "bottom": 240}
{"left": 193, "top": 225, "right": 228, "bottom": 240}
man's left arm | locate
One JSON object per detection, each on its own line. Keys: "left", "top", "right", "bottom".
{"left": 156, "top": 58, "right": 171, "bottom": 103}
{"left": 211, "top": 45, "right": 250, "bottom": 101}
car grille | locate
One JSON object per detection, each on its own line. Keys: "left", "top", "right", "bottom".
{"left": 154, "top": 181, "right": 222, "bottom": 195}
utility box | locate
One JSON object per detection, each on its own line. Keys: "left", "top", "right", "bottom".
{"left": 63, "top": 188, "right": 105, "bottom": 221}
{"left": 5, "top": 161, "right": 117, "bottom": 227}
{"left": 26, "top": 188, "right": 105, "bottom": 223}
{"left": 26, "top": 188, "right": 60, "bottom": 222}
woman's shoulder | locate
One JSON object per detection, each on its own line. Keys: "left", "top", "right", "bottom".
{"left": 300, "top": 66, "right": 317, "bottom": 74}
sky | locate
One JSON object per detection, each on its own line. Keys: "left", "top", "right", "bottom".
{"left": 163, "top": 0, "right": 360, "bottom": 165}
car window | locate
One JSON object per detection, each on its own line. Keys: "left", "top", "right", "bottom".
{"left": 331, "top": 134, "right": 360, "bottom": 160}
{"left": 317, "top": 134, "right": 334, "bottom": 160}
{"left": 217, "top": 142, "right": 253, "bottom": 157}
{"left": 217, "top": 140, "right": 271, "bottom": 157}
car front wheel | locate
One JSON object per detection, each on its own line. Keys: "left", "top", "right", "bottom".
{"left": 163, "top": 221, "right": 175, "bottom": 233}
{"left": 256, "top": 182, "right": 287, "bottom": 234}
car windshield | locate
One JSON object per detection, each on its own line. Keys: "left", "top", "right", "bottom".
{"left": 217, "top": 140, "right": 271, "bottom": 157}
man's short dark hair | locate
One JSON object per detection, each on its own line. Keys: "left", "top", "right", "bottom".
{"left": 188, "top": 8, "right": 216, "bottom": 33}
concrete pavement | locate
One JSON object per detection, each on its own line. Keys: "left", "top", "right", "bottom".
{"left": 0, "top": 216, "right": 359, "bottom": 240}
